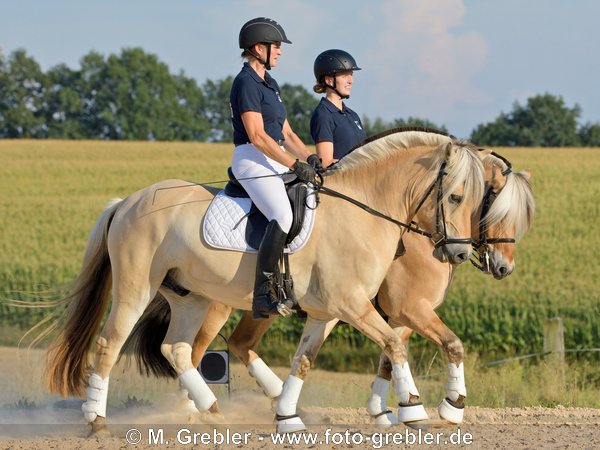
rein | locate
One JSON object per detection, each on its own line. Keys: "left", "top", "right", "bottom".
{"left": 315, "top": 161, "right": 472, "bottom": 249}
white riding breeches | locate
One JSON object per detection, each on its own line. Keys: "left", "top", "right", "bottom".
{"left": 232, "top": 143, "right": 293, "bottom": 233}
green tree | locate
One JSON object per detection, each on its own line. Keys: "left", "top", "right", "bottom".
{"left": 91, "top": 48, "right": 209, "bottom": 140}
{"left": 44, "top": 64, "right": 87, "bottom": 138}
{"left": 578, "top": 122, "right": 600, "bottom": 146}
{"left": 470, "top": 93, "right": 582, "bottom": 146}
{"left": 202, "top": 76, "right": 233, "bottom": 142}
{"left": 0, "top": 49, "right": 47, "bottom": 138}
{"left": 280, "top": 83, "right": 318, "bottom": 143}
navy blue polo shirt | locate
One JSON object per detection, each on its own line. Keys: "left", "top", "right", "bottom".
{"left": 230, "top": 62, "right": 287, "bottom": 146}
{"left": 310, "top": 98, "right": 367, "bottom": 159}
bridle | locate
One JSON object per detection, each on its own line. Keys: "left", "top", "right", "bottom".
{"left": 470, "top": 151, "right": 516, "bottom": 273}
{"left": 315, "top": 157, "right": 473, "bottom": 252}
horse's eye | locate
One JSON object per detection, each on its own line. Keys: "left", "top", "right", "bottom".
{"left": 450, "top": 194, "right": 463, "bottom": 204}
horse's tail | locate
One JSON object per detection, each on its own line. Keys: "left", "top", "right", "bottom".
{"left": 45, "top": 198, "right": 122, "bottom": 397}
{"left": 120, "top": 292, "right": 177, "bottom": 379}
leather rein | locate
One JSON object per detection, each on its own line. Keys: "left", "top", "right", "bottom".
{"left": 314, "top": 160, "right": 472, "bottom": 252}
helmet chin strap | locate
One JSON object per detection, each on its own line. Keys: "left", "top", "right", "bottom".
{"left": 249, "top": 43, "right": 272, "bottom": 70}
{"left": 326, "top": 76, "right": 349, "bottom": 100}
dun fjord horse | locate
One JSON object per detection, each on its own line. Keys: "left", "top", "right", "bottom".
{"left": 127, "top": 149, "right": 535, "bottom": 429}
{"left": 45, "top": 129, "right": 486, "bottom": 433}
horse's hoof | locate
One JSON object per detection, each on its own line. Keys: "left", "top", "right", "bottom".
{"left": 398, "top": 402, "right": 429, "bottom": 423}
{"left": 371, "top": 410, "right": 399, "bottom": 427}
{"left": 88, "top": 417, "right": 110, "bottom": 437}
{"left": 438, "top": 397, "right": 464, "bottom": 424}
{"left": 276, "top": 414, "right": 306, "bottom": 433}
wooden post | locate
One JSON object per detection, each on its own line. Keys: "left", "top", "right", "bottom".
{"left": 544, "top": 317, "right": 565, "bottom": 365}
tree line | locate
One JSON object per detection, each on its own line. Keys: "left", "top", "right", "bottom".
{"left": 1, "top": 47, "right": 599, "bottom": 146}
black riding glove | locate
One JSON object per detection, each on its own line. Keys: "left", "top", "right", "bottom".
{"left": 307, "top": 154, "right": 324, "bottom": 172}
{"left": 292, "top": 160, "right": 317, "bottom": 184}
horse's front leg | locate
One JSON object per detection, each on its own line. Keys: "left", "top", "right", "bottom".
{"left": 343, "top": 305, "right": 428, "bottom": 424}
{"left": 367, "top": 326, "right": 413, "bottom": 427}
{"left": 275, "top": 316, "right": 339, "bottom": 433}
{"left": 396, "top": 303, "right": 467, "bottom": 424}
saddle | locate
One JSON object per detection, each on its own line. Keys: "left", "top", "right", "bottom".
{"left": 162, "top": 168, "right": 317, "bottom": 319}
{"left": 223, "top": 167, "right": 310, "bottom": 248}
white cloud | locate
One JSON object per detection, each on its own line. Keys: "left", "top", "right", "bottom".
{"left": 363, "top": 0, "right": 490, "bottom": 125}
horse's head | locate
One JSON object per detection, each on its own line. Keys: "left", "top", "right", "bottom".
{"left": 412, "top": 141, "right": 486, "bottom": 265}
{"left": 472, "top": 155, "right": 535, "bottom": 279}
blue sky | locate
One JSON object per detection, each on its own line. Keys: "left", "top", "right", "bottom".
{"left": 1, "top": 0, "right": 599, "bottom": 138}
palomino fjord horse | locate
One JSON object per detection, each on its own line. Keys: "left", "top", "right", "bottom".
{"left": 126, "top": 149, "right": 535, "bottom": 428}
{"left": 45, "top": 129, "right": 485, "bottom": 433}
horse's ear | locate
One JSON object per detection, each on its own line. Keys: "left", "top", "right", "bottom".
{"left": 521, "top": 168, "right": 532, "bottom": 181}
{"left": 443, "top": 142, "right": 454, "bottom": 159}
{"left": 491, "top": 164, "right": 507, "bottom": 190}
{"left": 477, "top": 147, "right": 493, "bottom": 159}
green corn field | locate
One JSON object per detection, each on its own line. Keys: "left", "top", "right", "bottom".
{"left": 0, "top": 140, "right": 598, "bottom": 367}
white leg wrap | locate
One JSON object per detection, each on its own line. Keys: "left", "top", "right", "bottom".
{"left": 275, "top": 375, "right": 304, "bottom": 417}
{"left": 276, "top": 415, "right": 306, "bottom": 433}
{"left": 247, "top": 358, "right": 283, "bottom": 398}
{"left": 391, "top": 362, "right": 420, "bottom": 403}
{"left": 367, "top": 376, "right": 398, "bottom": 427}
{"left": 179, "top": 368, "right": 217, "bottom": 412}
{"left": 444, "top": 362, "right": 467, "bottom": 401}
{"left": 81, "top": 373, "right": 109, "bottom": 422}
{"left": 392, "top": 363, "right": 428, "bottom": 423}
{"left": 367, "top": 376, "right": 390, "bottom": 415}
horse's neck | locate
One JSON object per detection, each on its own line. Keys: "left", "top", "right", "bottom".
{"left": 331, "top": 148, "right": 432, "bottom": 218}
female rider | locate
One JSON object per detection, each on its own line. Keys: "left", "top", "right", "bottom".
{"left": 310, "top": 49, "right": 367, "bottom": 167}
{"left": 230, "top": 17, "right": 321, "bottom": 319}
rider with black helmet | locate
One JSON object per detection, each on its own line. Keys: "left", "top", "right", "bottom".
{"left": 230, "top": 17, "right": 322, "bottom": 319}
{"left": 310, "top": 49, "right": 367, "bottom": 166}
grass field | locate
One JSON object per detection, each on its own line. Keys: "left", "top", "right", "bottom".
{"left": 0, "top": 140, "right": 599, "bottom": 372}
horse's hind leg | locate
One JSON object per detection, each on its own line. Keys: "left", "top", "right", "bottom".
{"left": 184, "top": 301, "right": 232, "bottom": 415}
{"left": 160, "top": 296, "right": 218, "bottom": 415}
{"left": 83, "top": 272, "right": 160, "bottom": 432}
{"left": 229, "top": 311, "right": 282, "bottom": 399}
{"left": 191, "top": 302, "right": 233, "bottom": 367}
{"left": 275, "top": 316, "right": 339, "bottom": 433}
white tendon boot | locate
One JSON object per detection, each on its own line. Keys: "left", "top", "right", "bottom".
{"left": 179, "top": 368, "right": 218, "bottom": 412}
{"left": 81, "top": 373, "right": 109, "bottom": 423}
{"left": 248, "top": 358, "right": 284, "bottom": 398}
{"left": 366, "top": 376, "right": 399, "bottom": 427}
{"left": 275, "top": 375, "right": 306, "bottom": 433}
{"left": 176, "top": 382, "right": 200, "bottom": 415}
{"left": 438, "top": 362, "right": 466, "bottom": 424}
{"left": 392, "top": 362, "right": 429, "bottom": 423}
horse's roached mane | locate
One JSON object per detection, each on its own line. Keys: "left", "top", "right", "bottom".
{"left": 348, "top": 126, "right": 456, "bottom": 154}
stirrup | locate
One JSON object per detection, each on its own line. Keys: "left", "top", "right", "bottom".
{"left": 277, "top": 301, "right": 293, "bottom": 318}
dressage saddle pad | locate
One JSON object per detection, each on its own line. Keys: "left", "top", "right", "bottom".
{"left": 202, "top": 189, "right": 317, "bottom": 253}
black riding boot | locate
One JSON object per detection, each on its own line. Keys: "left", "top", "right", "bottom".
{"left": 252, "top": 220, "right": 288, "bottom": 319}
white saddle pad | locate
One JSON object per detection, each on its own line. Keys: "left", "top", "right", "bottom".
{"left": 202, "top": 189, "right": 317, "bottom": 254}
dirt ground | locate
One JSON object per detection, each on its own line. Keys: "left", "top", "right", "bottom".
{"left": 0, "top": 347, "right": 599, "bottom": 449}
{"left": 0, "top": 404, "right": 599, "bottom": 449}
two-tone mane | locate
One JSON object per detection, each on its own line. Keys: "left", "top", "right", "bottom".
{"left": 334, "top": 128, "right": 485, "bottom": 217}
{"left": 482, "top": 154, "right": 535, "bottom": 241}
